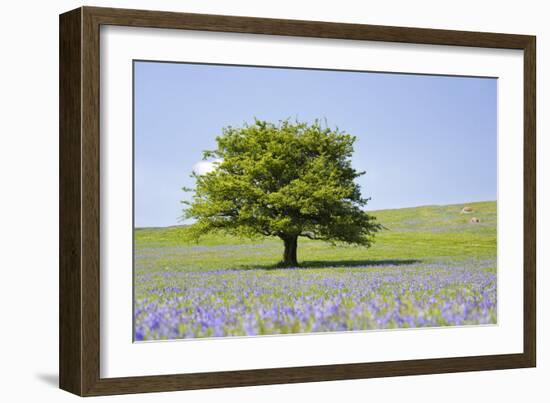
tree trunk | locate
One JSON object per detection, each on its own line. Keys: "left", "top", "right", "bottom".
{"left": 282, "top": 235, "right": 298, "bottom": 266}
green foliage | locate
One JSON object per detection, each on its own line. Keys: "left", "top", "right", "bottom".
{"left": 136, "top": 201, "right": 497, "bottom": 272}
{"left": 182, "top": 119, "right": 381, "bottom": 264}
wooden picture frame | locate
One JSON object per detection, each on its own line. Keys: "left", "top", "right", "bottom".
{"left": 59, "top": 6, "right": 536, "bottom": 396}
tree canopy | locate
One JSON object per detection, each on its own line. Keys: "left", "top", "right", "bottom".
{"left": 182, "top": 119, "right": 381, "bottom": 266}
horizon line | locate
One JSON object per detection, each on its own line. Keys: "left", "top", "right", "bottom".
{"left": 135, "top": 199, "right": 496, "bottom": 230}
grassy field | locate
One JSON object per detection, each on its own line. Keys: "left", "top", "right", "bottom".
{"left": 134, "top": 201, "right": 497, "bottom": 340}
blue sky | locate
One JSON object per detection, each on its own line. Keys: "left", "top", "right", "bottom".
{"left": 134, "top": 61, "right": 497, "bottom": 228}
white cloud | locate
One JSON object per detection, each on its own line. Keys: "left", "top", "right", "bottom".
{"left": 192, "top": 159, "right": 223, "bottom": 176}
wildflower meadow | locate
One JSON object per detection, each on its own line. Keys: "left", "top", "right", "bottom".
{"left": 134, "top": 201, "right": 496, "bottom": 340}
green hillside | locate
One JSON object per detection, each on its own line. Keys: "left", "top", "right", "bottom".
{"left": 134, "top": 201, "right": 496, "bottom": 273}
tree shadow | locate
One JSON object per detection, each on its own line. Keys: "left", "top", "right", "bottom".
{"left": 237, "top": 258, "right": 421, "bottom": 271}
{"left": 300, "top": 258, "right": 421, "bottom": 268}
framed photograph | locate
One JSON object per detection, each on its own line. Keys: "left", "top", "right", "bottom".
{"left": 59, "top": 6, "right": 536, "bottom": 396}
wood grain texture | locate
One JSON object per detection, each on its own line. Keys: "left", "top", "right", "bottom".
{"left": 59, "top": 6, "right": 537, "bottom": 396}
{"left": 59, "top": 7, "right": 82, "bottom": 396}
{"left": 81, "top": 6, "right": 102, "bottom": 396}
{"left": 85, "top": 354, "right": 531, "bottom": 396}
{"left": 85, "top": 6, "right": 532, "bottom": 49}
{"left": 523, "top": 38, "right": 536, "bottom": 367}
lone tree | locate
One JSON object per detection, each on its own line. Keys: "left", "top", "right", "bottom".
{"left": 183, "top": 119, "right": 381, "bottom": 266}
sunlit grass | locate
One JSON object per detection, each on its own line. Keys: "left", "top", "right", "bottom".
{"left": 134, "top": 201, "right": 497, "bottom": 340}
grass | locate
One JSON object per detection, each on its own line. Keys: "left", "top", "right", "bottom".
{"left": 134, "top": 200, "right": 497, "bottom": 340}
{"left": 134, "top": 200, "right": 496, "bottom": 272}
